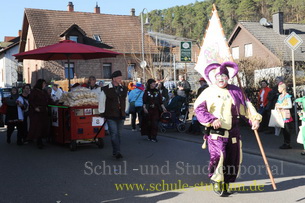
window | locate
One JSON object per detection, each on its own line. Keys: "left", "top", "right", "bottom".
{"left": 103, "top": 63, "right": 112, "bottom": 79}
{"left": 93, "top": 35, "right": 102, "bottom": 42}
{"left": 69, "top": 36, "right": 78, "bottom": 42}
{"left": 127, "top": 64, "right": 135, "bottom": 79}
{"left": 244, "top": 44, "right": 253, "bottom": 57}
{"left": 232, "top": 47, "right": 239, "bottom": 60}
{"left": 65, "top": 62, "right": 75, "bottom": 79}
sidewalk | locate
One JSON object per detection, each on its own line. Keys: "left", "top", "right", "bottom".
{"left": 162, "top": 126, "right": 305, "bottom": 165}
{"left": 124, "top": 118, "right": 305, "bottom": 166}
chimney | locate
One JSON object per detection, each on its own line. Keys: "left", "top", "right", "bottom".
{"left": 4, "top": 37, "right": 15, "bottom": 42}
{"left": 130, "top": 8, "right": 135, "bottom": 16}
{"left": 273, "top": 12, "right": 284, "bottom": 35}
{"left": 18, "top": 30, "right": 22, "bottom": 37}
{"left": 67, "top": 2, "right": 74, "bottom": 12}
{"left": 94, "top": 3, "right": 100, "bottom": 14}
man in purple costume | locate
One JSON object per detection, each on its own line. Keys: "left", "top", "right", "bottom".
{"left": 194, "top": 61, "right": 261, "bottom": 196}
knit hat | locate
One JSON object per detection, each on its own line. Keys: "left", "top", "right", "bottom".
{"left": 111, "top": 70, "right": 122, "bottom": 78}
{"left": 136, "top": 82, "right": 144, "bottom": 90}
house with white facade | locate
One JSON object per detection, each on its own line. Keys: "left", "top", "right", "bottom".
{"left": 0, "top": 36, "right": 21, "bottom": 87}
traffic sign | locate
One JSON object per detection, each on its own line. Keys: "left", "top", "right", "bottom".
{"left": 180, "top": 41, "right": 192, "bottom": 62}
{"left": 284, "top": 32, "right": 303, "bottom": 50}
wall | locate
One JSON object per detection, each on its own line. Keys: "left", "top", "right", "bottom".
{"left": 25, "top": 52, "right": 138, "bottom": 85}
{"left": 22, "top": 25, "right": 141, "bottom": 84}
{"left": 22, "top": 25, "right": 42, "bottom": 84}
{"left": 0, "top": 54, "right": 4, "bottom": 87}
{"left": 42, "top": 55, "right": 132, "bottom": 81}
{"left": 230, "top": 27, "right": 281, "bottom": 67}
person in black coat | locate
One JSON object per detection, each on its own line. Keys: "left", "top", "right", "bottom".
{"left": 197, "top": 77, "right": 208, "bottom": 98}
{"left": 166, "top": 90, "right": 185, "bottom": 122}
{"left": 141, "top": 79, "right": 167, "bottom": 142}
{"left": 166, "top": 90, "right": 184, "bottom": 114}
{"left": 98, "top": 71, "right": 128, "bottom": 159}
{"left": 5, "top": 87, "right": 22, "bottom": 145}
{"left": 28, "top": 79, "right": 55, "bottom": 149}
{"left": 156, "top": 81, "right": 169, "bottom": 105}
{"left": 177, "top": 75, "right": 191, "bottom": 101}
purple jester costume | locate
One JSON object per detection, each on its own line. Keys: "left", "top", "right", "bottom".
{"left": 194, "top": 62, "right": 261, "bottom": 189}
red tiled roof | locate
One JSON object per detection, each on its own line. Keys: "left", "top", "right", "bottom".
{"left": 23, "top": 8, "right": 158, "bottom": 54}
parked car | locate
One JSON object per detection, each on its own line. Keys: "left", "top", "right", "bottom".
{"left": 0, "top": 87, "right": 12, "bottom": 127}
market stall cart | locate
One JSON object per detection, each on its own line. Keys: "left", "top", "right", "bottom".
{"left": 51, "top": 105, "right": 105, "bottom": 151}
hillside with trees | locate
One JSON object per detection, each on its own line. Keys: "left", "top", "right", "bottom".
{"left": 146, "top": 0, "right": 305, "bottom": 42}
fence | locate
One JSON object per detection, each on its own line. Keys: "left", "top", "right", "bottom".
{"left": 54, "top": 78, "right": 133, "bottom": 91}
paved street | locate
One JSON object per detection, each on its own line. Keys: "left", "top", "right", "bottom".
{"left": 0, "top": 120, "right": 304, "bottom": 203}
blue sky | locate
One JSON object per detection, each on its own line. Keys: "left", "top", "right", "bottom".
{"left": 0, "top": 0, "right": 199, "bottom": 41}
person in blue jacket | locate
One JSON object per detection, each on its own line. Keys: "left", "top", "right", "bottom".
{"left": 128, "top": 82, "right": 144, "bottom": 131}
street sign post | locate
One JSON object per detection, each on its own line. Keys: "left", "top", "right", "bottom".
{"left": 140, "top": 60, "right": 147, "bottom": 83}
{"left": 284, "top": 32, "right": 303, "bottom": 136}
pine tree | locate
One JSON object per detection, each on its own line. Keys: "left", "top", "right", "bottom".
{"left": 236, "top": 0, "right": 258, "bottom": 21}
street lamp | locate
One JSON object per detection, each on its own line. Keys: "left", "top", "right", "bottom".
{"left": 140, "top": 8, "right": 150, "bottom": 83}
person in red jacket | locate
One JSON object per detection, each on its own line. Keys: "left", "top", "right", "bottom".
{"left": 257, "top": 80, "right": 272, "bottom": 132}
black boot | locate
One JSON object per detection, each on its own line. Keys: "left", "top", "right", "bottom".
{"left": 115, "top": 153, "right": 123, "bottom": 159}
{"left": 279, "top": 143, "right": 292, "bottom": 149}
{"left": 222, "top": 182, "right": 233, "bottom": 196}
{"left": 17, "top": 135, "right": 23, "bottom": 146}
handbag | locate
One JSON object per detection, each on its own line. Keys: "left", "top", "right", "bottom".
{"left": 129, "top": 92, "right": 142, "bottom": 113}
{"left": 268, "top": 109, "right": 284, "bottom": 128}
{"left": 0, "top": 103, "right": 7, "bottom": 114}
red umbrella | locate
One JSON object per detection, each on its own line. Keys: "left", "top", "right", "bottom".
{"left": 14, "top": 40, "right": 121, "bottom": 88}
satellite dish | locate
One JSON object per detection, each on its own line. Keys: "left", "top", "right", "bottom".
{"left": 140, "top": 60, "right": 147, "bottom": 69}
{"left": 259, "top": 18, "right": 267, "bottom": 26}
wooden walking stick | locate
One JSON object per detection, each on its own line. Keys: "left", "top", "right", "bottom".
{"left": 253, "top": 129, "right": 277, "bottom": 190}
